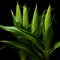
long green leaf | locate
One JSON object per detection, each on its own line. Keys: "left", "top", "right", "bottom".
{"left": 43, "top": 25, "right": 54, "bottom": 50}
{"left": 0, "top": 40, "right": 40, "bottom": 60}
{"left": 48, "top": 41, "right": 60, "bottom": 55}
{"left": 38, "top": 11, "right": 46, "bottom": 37}
{"left": 0, "top": 25, "right": 20, "bottom": 34}
{"left": 0, "top": 25, "right": 44, "bottom": 52}
{"left": 11, "top": 10, "right": 18, "bottom": 27}
{"left": 0, "top": 45, "right": 7, "bottom": 50}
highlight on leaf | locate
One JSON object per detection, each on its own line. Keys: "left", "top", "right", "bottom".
{"left": 16, "top": 2, "right": 22, "bottom": 26}
{"left": 23, "top": 5, "right": 29, "bottom": 29}
{"left": 45, "top": 5, "right": 51, "bottom": 31}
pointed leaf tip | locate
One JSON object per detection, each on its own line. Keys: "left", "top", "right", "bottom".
{"left": 48, "top": 41, "right": 60, "bottom": 55}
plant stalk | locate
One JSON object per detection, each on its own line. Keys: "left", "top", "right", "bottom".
{"left": 19, "top": 50, "right": 27, "bottom": 60}
{"left": 44, "top": 51, "right": 49, "bottom": 60}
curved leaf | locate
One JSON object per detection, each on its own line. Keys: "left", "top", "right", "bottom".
{"left": 48, "top": 41, "right": 60, "bottom": 55}
{"left": 43, "top": 25, "right": 54, "bottom": 50}
{"left": 0, "top": 45, "right": 7, "bottom": 50}
{"left": 38, "top": 11, "right": 46, "bottom": 37}
{"left": 0, "top": 25, "right": 44, "bottom": 52}
{"left": 11, "top": 10, "right": 18, "bottom": 27}
{"left": 0, "top": 40, "right": 40, "bottom": 60}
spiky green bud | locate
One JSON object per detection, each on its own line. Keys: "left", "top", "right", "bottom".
{"left": 31, "top": 4, "right": 38, "bottom": 33}
{"left": 45, "top": 5, "right": 51, "bottom": 31}
{"left": 16, "top": 2, "right": 22, "bottom": 25}
{"left": 23, "top": 5, "right": 29, "bottom": 29}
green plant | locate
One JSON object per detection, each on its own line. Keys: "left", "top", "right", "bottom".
{"left": 0, "top": 2, "right": 60, "bottom": 60}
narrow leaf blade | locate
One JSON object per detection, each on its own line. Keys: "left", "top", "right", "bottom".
{"left": 0, "top": 40, "right": 40, "bottom": 60}
{"left": 48, "top": 41, "right": 60, "bottom": 55}
{"left": 0, "top": 25, "right": 44, "bottom": 52}
{"left": 11, "top": 10, "right": 18, "bottom": 27}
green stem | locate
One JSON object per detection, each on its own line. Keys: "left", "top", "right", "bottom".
{"left": 44, "top": 51, "right": 49, "bottom": 60}
{"left": 19, "top": 50, "right": 27, "bottom": 60}
{"left": 45, "top": 55, "right": 49, "bottom": 60}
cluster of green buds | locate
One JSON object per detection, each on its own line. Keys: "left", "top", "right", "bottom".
{"left": 0, "top": 2, "right": 60, "bottom": 60}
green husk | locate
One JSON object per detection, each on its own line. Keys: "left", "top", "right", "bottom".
{"left": 16, "top": 2, "right": 22, "bottom": 26}
{"left": 23, "top": 5, "right": 29, "bottom": 29}
{"left": 31, "top": 4, "right": 38, "bottom": 35}
{"left": 45, "top": 5, "right": 51, "bottom": 31}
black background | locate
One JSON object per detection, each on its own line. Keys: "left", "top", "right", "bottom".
{"left": 0, "top": 0, "right": 60, "bottom": 60}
